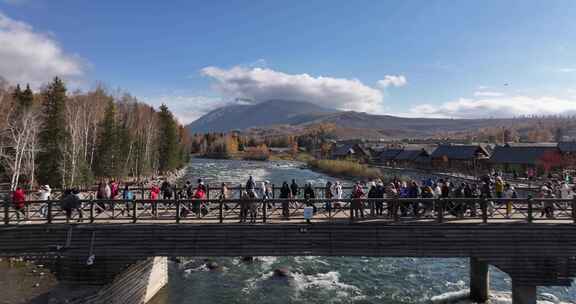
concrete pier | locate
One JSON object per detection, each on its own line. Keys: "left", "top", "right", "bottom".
{"left": 512, "top": 282, "right": 537, "bottom": 304}
{"left": 469, "top": 257, "right": 489, "bottom": 303}
{"left": 33, "top": 257, "right": 168, "bottom": 304}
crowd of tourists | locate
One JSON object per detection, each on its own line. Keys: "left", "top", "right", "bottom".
{"left": 3, "top": 172, "right": 576, "bottom": 223}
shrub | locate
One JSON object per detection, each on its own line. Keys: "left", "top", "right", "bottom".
{"left": 308, "top": 159, "right": 381, "bottom": 179}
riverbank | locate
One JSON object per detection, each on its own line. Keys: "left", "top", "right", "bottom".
{"left": 0, "top": 258, "right": 58, "bottom": 304}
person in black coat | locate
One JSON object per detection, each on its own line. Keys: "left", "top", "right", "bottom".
{"left": 280, "top": 182, "right": 291, "bottom": 219}
{"left": 61, "top": 189, "right": 83, "bottom": 223}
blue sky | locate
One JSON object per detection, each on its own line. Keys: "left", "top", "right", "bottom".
{"left": 1, "top": 0, "right": 576, "bottom": 122}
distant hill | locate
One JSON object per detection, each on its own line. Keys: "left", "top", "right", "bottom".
{"left": 303, "top": 112, "right": 521, "bottom": 137}
{"left": 186, "top": 99, "right": 339, "bottom": 132}
{"left": 186, "top": 99, "right": 569, "bottom": 139}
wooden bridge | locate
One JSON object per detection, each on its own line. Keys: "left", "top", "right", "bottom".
{"left": 1, "top": 198, "right": 576, "bottom": 304}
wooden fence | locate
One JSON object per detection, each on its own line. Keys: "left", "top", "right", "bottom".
{"left": 2, "top": 197, "right": 576, "bottom": 225}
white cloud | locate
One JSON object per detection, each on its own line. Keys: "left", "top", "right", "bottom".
{"left": 473, "top": 91, "right": 504, "bottom": 97}
{"left": 558, "top": 68, "right": 576, "bottom": 73}
{"left": 144, "top": 95, "right": 228, "bottom": 124}
{"left": 0, "top": 12, "right": 84, "bottom": 88}
{"left": 409, "top": 95, "right": 576, "bottom": 119}
{"left": 377, "top": 75, "right": 407, "bottom": 88}
{"left": 201, "top": 66, "right": 384, "bottom": 113}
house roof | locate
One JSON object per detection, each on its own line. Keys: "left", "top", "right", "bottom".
{"left": 558, "top": 142, "right": 576, "bottom": 153}
{"left": 430, "top": 145, "right": 489, "bottom": 160}
{"left": 489, "top": 145, "right": 560, "bottom": 165}
{"left": 395, "top": 148, "right": 429, "bottom": 161}
{"left": 506, "top": 142, "right": 558, "bottom": 148}
{"left": 378, "top": 148, "right": 403, "bottom": 161}
{"left": 332, "top": 144, "right": 355, "bottom": 157}
{"left": 354, "top": 144, "right": 372, "bottom": 158}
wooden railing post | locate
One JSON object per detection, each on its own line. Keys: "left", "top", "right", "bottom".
{"left": 207, "top": 185, "right": 211, "bottom": 200}
{"left": 437, "top": 199, "right": 444, "bottom": 223}
{"left": 219, "top": 200, "right": 223, "bottom": 223}
{"left": 4, "top": 200, "right": 10, "bottom": 225}
{"left": 132, "top": 200, "right": 138, "bottom": 223}
{"left": 89, "top": 200, "right": 95, "bottom": 223}
{"left": 328, "top": 199, "right": 332, "bottom": 220}
{"left": 47, "top": 201, "right": 53, "bottom": 224}
{"left": 481, "top": 199, "right": 488, "bottom": 224}
{"left": 394, "top": 199, "right": 400, "bottom": 222}
{"left": 262, "top": 199, "right": 267, "bottom": 223}
{"left": 527, "top": 197, "right": 533, "bottom": 223}
{"left": 349, "top": 199, "right": 354, "bottom": 222}
{"left": 176, "top": 200, "right": 181, "bottom": 224}
{"left": 572, "top": 197, "right": 576, "bottom": 224}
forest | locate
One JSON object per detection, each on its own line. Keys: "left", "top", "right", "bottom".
{"left": 0, "top": 77, "right": 191, "bottom": 190}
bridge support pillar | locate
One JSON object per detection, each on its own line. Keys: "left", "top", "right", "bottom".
{"left": 512, "top": 282, "right": 536, "bottom": 304}
{"left": 37, "top": 256, "right": 168, "bottom": 304}
{"left": 469, "top": 257, "right": 489, "bottom": 303}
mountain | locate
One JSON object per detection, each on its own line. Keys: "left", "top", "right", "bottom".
{"left": 302, "top": 112, "right": 520, "bottom": 136}
{"left": 186, "top": 99, "right": 542, "bottom": 139}
{"left": 186, "top": 99, "right": 340, "bottom": 132}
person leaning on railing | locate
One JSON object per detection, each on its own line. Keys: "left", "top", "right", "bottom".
{"left": 60, "top": 189, "right": 83, "bottom": 223}
{"left": 303, "top": 183, "right": 316, "bottom": 213}
{"left": 218, "top": 183, "right": 229, "bottom": 211}
{"left": 150, "top": 184, "right": 160, "bottom": 217}
{"left": 11, "top": 187, "right": 26, "bottom": 222}
{"left": 375, "top": 181, "right": 386, "bottom": 216}
{"left": 324, "top": 181, "right": 333, "bottom": 212}
{"left": 279, "top": 182, "right": 291, "bottom": 219}
{"left": 351, "top": 182, "right": 365, "bottom": 219}
{"left": 367, "top": 182, "right": 378, "bottom": 217}
{"left": 503, "top": 183, "right": 517, "bottom": 219}
{"left": 122, "top": 185, "right": 134, "bottom": 217}
{"left": 38, "top": 185, "right": 51, "bottom": 218}
{"left": 385, "top": 183, "right": 398, "bottom": 218}
{"left": 239, "top": 188, "right": 250, "bottom": 223}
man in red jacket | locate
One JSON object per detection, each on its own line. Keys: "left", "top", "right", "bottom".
{"left": 12, "top": 187, "right": 26, "bottom": 221}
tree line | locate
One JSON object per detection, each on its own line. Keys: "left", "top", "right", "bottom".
{"left": 0, "top": 77, "right": 191, "bottom": 190}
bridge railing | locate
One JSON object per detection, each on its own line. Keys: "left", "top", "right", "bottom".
{"left": 1, "top": 185, "right": 361, "bottom": 201}
{"left": 2, "top": 197, "right": 576, "bottom": 225}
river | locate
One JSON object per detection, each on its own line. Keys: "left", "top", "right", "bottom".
{"left": 148, "top": 158, "right": 576, "bottom": 304}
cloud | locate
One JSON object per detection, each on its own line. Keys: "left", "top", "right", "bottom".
{"left": 201, "top": 66, "right": 384, "bottom": 113}
{"left": 558, "top": 68, "right": 576, "bottom": 73}
{"left": 473, "top": 91, "right": 504, "bottom": 97}
{"left": 377, "top": 75, "right": 407, "bottom": 88}
{"left": 409, "top": 95, "right": 576, "bottom": 119}
{"left": 143, "top": 95, "right": 228, "bottom": 124}
{"left": 0, "top": 12, "right": 85, "bottom": 88}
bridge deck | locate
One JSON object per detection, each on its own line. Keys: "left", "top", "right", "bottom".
{"left": 2, "top": 198, "right": 576, "bottom": 287}
{"left": 1, "top": 222, "right": 576, "bottom": 286}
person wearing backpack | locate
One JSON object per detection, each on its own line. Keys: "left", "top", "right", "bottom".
{"left": 279, "top": 182, "right": 291, "bottom": 219}
{"left": 122, "top": 184, "right": 134, "bottom": 216}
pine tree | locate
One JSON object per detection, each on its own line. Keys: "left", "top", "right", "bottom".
{"left": 157, "top": 104, "right": 179, "bottom": 173}
{"left": 20, "top": 84, "right": 34, "bottom": 110}
{"left": 37, "top": 77, "right": 70, "bottom": 187}
{"left": 94, "top": 99, "right": 119, "bottom": 177}
{"left": 12, "top": 84, "right": 22, "bottom": 103}
{"left": 11, "top": 83, "right": 34, "bottom": 117}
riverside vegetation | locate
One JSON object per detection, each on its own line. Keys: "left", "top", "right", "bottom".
{"left": 307, "top": 159, "right": 381, "bottom": 179}
{"left": 0, "top": 77, "right": 191, "bottom": 190}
